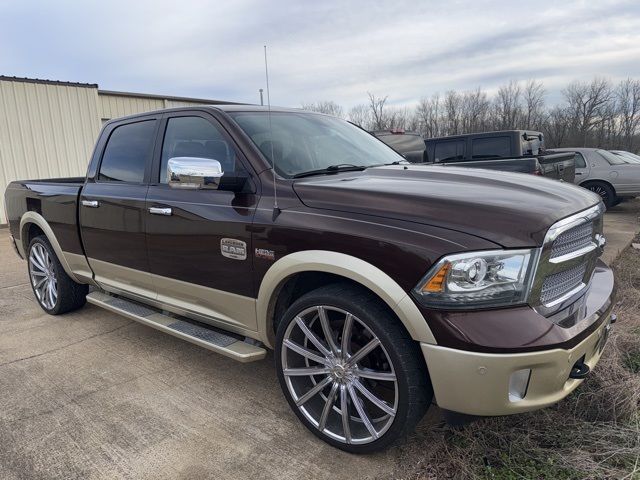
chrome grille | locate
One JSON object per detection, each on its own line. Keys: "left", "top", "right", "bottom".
{"left": 540, "top": 263, "right": 587, "bottom": 305}
{"left": 530, "top": 204, "right": 604, "bottom": 317}
{"left": 550, "top": 222, "right": 593, "bottom": 259}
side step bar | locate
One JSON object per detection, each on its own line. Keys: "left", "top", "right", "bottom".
{"left": 86, "top": 291, "right": 267, "bottom": 363}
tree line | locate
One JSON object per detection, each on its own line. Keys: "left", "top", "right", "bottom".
{"left": 302, "top": 77, "right": 640, "bottom": 152}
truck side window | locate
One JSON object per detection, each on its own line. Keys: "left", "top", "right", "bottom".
{"left": 471, "top": 136, "right": 510, "bottom": 158}
{"left": 434, "top": 140, "right": 463, "bottom": 162}
{"left": 574, "top": 153, "right": 586, "bottom": 168}
{"left": 99, "top": 120, "right": 157, "bottom": 182}
{"left": 160, "top": 116, "right": 243, "bottom": 184}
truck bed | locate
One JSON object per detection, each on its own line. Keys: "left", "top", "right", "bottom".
{"left": 435, "top": 152, "right": 575, "bottom": 182}
{"left": 4, "top": 178, "right": 84, "bottom": 257}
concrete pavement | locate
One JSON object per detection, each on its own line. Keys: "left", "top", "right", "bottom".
{"left": 0, "top": 200, "right": 638, "bottom": 479}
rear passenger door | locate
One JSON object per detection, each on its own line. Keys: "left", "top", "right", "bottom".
{"left": 573, "top": 152, "right": 590, "bottom": 183}
{"left": 80, "top": 116, "right": 159, "bottom": 299}
{"left": 144, "top": 112, "right": 259, "bottom": 331}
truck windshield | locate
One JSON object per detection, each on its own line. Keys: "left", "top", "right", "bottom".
{"left": 229, "top": 111, "right": 403, "bottom": 178}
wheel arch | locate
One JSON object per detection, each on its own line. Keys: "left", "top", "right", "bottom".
{"left": 19, "top": 211, "right": 81, "bottom": 283}
{"left": 579, "top": 178, "right": 616, "bottom": 195}
{"left": 256, "top": 250, "right": 437, "bottom": 349}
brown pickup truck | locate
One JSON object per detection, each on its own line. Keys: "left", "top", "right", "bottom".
{"left": 4, "top": 106, "right": 616, "bottom": 453}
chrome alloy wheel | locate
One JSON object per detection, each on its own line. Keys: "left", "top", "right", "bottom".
{"left": 281, "top": 306, "right": 398, "bottom": 445}
{"left": 588, "top": 185, "right": 609, "bottom": 202}
{"left": 29, "top": 243, "right": 58, "bottom": 310}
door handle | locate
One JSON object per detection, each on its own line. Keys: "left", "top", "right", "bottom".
{"left": 149, "top": 207, "right": 172, "bottom": 216}
{"left": 82, "top": 200, "right": 99, "bottom": 208}
{"left": 575, "top": 172, "right": 583, "bottom": 175}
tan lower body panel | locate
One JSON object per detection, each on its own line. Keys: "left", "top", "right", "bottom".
{"left": 87, "top": 257, "right": 258, "bottom": 335}
{"left": 421, "top": 315, "right": 612, "bottom": 416}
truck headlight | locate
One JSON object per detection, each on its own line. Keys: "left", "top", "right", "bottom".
{"left": 413, "top": 249, "right": 537, "bottom": 309}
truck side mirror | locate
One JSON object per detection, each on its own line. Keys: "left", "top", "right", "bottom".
{"left": 167, "top": 157, "right": 224, "bottom": 190}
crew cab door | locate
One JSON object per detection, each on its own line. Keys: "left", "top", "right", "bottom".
{"left": 80, "top": 115, "right": 159, "bottom": 299}
{"left": 144, "top": 112, "right": 259, "bottom": 331}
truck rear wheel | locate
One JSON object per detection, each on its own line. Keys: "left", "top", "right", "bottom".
{"left": 27, "top": 235, "right": 88, "bottom": 315}
{"left": 275, "top": 283, "right": 432, "bottom": 453}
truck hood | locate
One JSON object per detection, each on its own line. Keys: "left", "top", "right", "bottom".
{"left": 292, "top": 165, "right": 600, "bottom": 247}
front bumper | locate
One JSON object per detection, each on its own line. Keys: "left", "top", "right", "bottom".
{"left": 421, "top": 264, "right": 615, "bottom": 416}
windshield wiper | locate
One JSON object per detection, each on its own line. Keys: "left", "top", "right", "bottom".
{"left": 292, "top": 164, "right": 369, "bottom": 178}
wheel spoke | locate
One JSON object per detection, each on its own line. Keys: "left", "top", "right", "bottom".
{"left": 341, "top": 313, "right": 353, "bottom": 356}
{"left": 347, "top": 338, "right": 380, "bottom": 366}
{"left": 295, "top": 316, "right": 332, "bottom": 358}
{"left": 356, "top": 369, "right": 396, "bottom": 382}
{"left": 340, "top": 385, "right": 351, "bottom": 443}
{"left": 29, "top": 253, "right": 46, "bottom": 272}
{"left": 318, "top": 307, "right": 339, "bottom": 356}
{"left": 283, "top": 339, "right": 330, "bottom": 366}
{"left": 318, "top": 382, "right": 339, "bottom": 431}
{"left": 295, "top": 376, "right": 332, "bottom": 406}
{"left": 284, "top": 367, "right": 331, "bottom": 377}
{"left": 33, "top": 246, "right": 47, "bottom": 270}
{"left": 47, "top": 281, "right": 55, "bottom": 307}
{"left": 354, "top": 379, "right": 395, "bottom": 416}
{"left": 348, "top": 384, "right": 378, "bottom": 439}
{"left": 30, "top": 270, "right": 47, "bottom": 277}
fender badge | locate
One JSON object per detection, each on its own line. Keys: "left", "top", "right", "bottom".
{"left": 221, "top": 238, "right": 247, "bottom": 260}
{"left": 255, "top": 248, "right": 275, "bottom": 261}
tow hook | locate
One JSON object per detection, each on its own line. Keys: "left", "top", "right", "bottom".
{"left": 569, "top": 358, "right": 590, "bottom": 380}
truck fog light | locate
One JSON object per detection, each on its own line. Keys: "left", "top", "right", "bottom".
{"left": 508, "top": 369, "right": 531, "bottom": 402}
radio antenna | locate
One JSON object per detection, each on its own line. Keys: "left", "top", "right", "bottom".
{"left": 264, "top": 45, "right": 280, "bottom": 220}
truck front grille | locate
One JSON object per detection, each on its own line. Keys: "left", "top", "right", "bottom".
{"left": 540, "top": 263, "right": 587, "bottom": 305}
{"left": 550, "top": 222, "right": 593, "bottom": 259}
{"left": 530, "top": 204, "right": 604, "bottom": 316}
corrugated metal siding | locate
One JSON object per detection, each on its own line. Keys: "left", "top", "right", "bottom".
{"left": 98, "top": 94, "right": 164, "bottom": 121}
{"left": 163, "top": 99, "right": 211, "bottom": 109}
{"left": 0, "top": 79, "right": 100, "bottom": 223}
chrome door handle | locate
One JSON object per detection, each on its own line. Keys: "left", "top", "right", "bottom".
{"left": 82, "top": 200, "right": 99, "bottom": 208}
{"left": 149, "top": 207, "right": 172, "bottom": 216}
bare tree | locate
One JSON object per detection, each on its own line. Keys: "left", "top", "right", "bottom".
{"left": 367, "top": 93, "right": 389, "bottom": 130}
{"left": 443, "top": 90, "right": 463, "bottom": 135}
{"left": 523, "top": 80, "right": 546, "bottom": 129}
{"left": 492, "top": 80, "right": 523, "bottom": 130}
{"left": 563, "top": 78, "right": 613, "bottom": 147}
{"left": 301, "top": 100, "right": 344, "bottom": 118}
{"left": 542, "top": 106, "right": 571, "bottom": 148}
{"left": 347, "top": 104, "right": 372, "bottom": 129}
{"left": 461, "top": 87, "right": 491, "bottom": 133}
{"left": 616, "top": 78, "right": 640, "bottom": 151}
{"left": 415, "top": 94, "right": 441, "bottom": 137}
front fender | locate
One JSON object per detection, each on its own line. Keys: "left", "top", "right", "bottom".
{"left": 256, "top": 250, "right": 437, "bottom": 349}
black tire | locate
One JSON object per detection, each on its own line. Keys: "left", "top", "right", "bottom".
{"left": 275, "top": 283, "right": 432, "bottom": 453}
{"left": 27, "top": 235, "right": 88, "bottom": 315}
{"left": 583, "top": 181, "right": 615, "bottom": 209}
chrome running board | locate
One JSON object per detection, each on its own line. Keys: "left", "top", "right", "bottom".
{"left": 86, "top": 291, "right": 266, "bottom": 363}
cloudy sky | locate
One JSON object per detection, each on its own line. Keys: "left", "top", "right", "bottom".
{"left": 1, "top": 0, "right": 639, "bottom": 109}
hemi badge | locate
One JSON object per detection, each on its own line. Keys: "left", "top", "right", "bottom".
{"left": 220, "top": 238, "right": 247, "bottom": 260}
{"left": 255, "top": 248, "right": 275, "bottom": 261}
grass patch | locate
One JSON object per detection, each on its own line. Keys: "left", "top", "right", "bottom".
{"left": 624, "top": 351, "right": 640, "bottom": 374}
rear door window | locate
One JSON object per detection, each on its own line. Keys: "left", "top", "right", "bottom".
{"left": 434, "top": 140, "right": 464, "bottom": 162}
{"left": 99, "top": 120, "right": 157, "bottom": 182}
{"left": 574, "top": 153, "right": 586, "bottom": 168}
{"left": 471, "top": 136, "right": 510, "bottom": 158}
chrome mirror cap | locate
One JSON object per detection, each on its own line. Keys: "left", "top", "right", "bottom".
{"left": 167, "top": 157, "right": 224, "bottom": 190}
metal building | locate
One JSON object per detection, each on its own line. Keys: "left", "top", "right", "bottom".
{"left": 0, "top": 76, "right": 237, "bottom": 224}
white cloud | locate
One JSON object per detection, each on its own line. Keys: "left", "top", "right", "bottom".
{"left": 0, "top": 0, "right": 639, "bottom": 108}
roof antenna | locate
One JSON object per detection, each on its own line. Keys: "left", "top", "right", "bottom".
{"left": 264, "top": 45, "right": 281, "bottom": 221}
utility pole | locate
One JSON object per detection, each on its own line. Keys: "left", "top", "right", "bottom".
{"left": 259, "top": 88, "right": 264, "bottom": 106}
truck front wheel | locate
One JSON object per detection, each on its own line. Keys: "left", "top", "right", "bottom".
{"left": 275, "top": 283, "right": 432, "bottom": 453}
{"left": 27, "top": 236, "right": 88, "bottom": 315}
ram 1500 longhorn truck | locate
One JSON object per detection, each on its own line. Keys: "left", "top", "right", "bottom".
{"left": 5, "top": 106, "right": 616, "bottom": 453}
